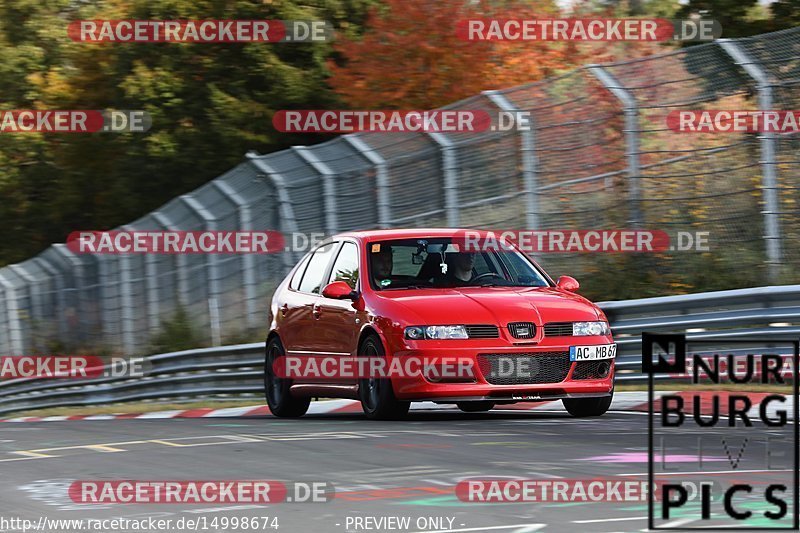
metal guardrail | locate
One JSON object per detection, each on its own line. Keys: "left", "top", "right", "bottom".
{"left": 0, "top": 285, "right": 798, "bottom": 416}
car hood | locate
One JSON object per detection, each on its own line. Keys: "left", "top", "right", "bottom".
{"left": 376, "top": 286, "right": 601, "bottom": 326}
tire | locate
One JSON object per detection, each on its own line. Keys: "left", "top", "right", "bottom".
{"left": 358, "top": 334, "right": 410, "bottom": 420}
{"left": 264, "top": 337, "right": 310, "bottom": 418}
{"left": 562, "top": 394, "right": 613, "bottom": 417}
{"left": 457, "top": 401, "right": 495, "bottom": 413}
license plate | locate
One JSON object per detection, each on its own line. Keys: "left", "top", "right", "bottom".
{"left": 569, "top": 344, "right": 617, "bottom": 361}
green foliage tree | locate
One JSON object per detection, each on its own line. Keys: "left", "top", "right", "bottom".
{"left": 0, "top": 0, "right": 377, "bottom": 265}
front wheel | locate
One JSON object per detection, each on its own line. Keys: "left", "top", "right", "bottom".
{"left": 358, "top": 334, "right": 410, "bottom": 420}
{"left": 562, "top": 394, "right": 612, "bottom": 417}
{"left": 457, "top": 401, "right": 495, "bottom": 413}
{"left": 264, "top": 337, "right": 310, "bottom": 418}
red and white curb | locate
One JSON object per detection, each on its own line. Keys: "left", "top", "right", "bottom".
{"left": 0, "top": 392, "right": 790, "bottom": 422}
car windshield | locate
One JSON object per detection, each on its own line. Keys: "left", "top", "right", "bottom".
{"left": 367, "top": 238, "right": 550, "bottom": 290}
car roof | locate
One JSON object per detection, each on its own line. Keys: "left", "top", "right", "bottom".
{"left": 333, "top": 228, "right": 495, "bottom": 242}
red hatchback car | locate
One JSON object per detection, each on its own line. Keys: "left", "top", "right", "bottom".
{"left": 265, "top": 229, "right": 616, "bottom": 419}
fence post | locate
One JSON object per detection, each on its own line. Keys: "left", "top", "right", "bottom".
{"left": 588, "top": 65, "right": 643, "bottom": 228}
{"left": 214, "top": 180, "right": 258, "bottom": 330}
{"left": 8, "top": 265, "right": 38, "bottom": 352}
{"left": 293, "top": 146, "right": 338, "bottom": 234}
{"left": 344, "top": 135, "right": 392, "bottom": 228}
{"left": 483, "top": 90, "right": 540, "bottom": 230}
{"left": 246, "top": 153, "right": 301, "bottom": 268}
{"left": 34, "top": 257, "right": 69, "bottom": 342}
{"left": 180, "top": 195, "right": 221, "bottom": 347}
{"left": 118, "top": 225, "right": 137, "bottom": 354}
{"left": 428, "top": 132, "right": 459, "bottom": 227}
{"left": 0, "top": 271, "right": 24, "bottom": 354}
{"left": 152, "top": 211, "right": 190, "bottom": 309}
{"left": 52, "top": 244, "right": 92, "bottom": 350}
{"left": 718, "top": 39, "right": 783, "bottom": 283}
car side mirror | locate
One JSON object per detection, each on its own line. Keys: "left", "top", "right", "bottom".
{"left": 556, "top": 275, "right": 580, "bottom": 292}
{"left": 322, "top": 281, "right": 359, "bottom": 300}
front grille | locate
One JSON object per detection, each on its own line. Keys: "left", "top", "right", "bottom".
{"left": 572, "top": 360, "right": 613, "bottom": 380}
{"left": 465, "top": 325, "right": 500, "bottom": 339}
{"left": 507, "top": 322, "right": 535, "bottom": 339}
{"left": 544, "top": 322, "right": 574, "bottom": 337}
{"left": 478, "top": 352, "right": 571, "bottom": 385}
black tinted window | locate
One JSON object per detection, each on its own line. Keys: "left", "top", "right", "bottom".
{"left": 298, "top": 243, "right": 337, "bottom": 294}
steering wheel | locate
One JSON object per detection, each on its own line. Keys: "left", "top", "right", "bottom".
{"left": 471, "top": 272, "right": 505, "bottom": 283}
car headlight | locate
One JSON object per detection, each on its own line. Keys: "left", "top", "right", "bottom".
{"left": 404, "top": 325, "right": 469, "bottom": 340}
{"left": 572, "top": 321, "right": 611, "bottom": 336}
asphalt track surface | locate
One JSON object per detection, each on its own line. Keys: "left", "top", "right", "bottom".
{"left": 0, "top": 406, "right": 794, "bottom": 533}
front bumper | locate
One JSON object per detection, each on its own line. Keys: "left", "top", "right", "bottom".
{"left": 387, "top": 337, "right": 615, "bottom": 401}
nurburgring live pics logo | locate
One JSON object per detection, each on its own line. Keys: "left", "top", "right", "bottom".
{"left": 643, "top": 333, "right": 800, "bottom": 529}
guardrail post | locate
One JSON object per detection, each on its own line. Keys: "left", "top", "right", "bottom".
{"left": 344, "top": 135, "right": 392, "bottom": 228}
{"left": 428, "top": 132, "right": 459, "bottom": 227}
{"left": 588, "top": 65, "right": 643, "bottom": 228}
{"left": 718, "top": 39, "right": 783, "bottom": 283}
{"left": 246, "top": 153, "right": 301, "bottom": 268}
{"left": 483, "top": 90, "right": 540, "bottom": 230}
{"left": 180, "top": 196, "right": 222, "bottom": 347}
{"left": 0, "top": 271, "right": 24, "bottom": 354}
{"left": 214, "top": 181, "right": 258, "bottom": 330}
{"left": 293, "top": 146, "right": 339, "bottom": 234}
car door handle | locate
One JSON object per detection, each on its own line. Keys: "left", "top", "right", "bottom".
{"left": 312, "top": 304, "right": 321, "bottom": 319}
{"left": 280, "top": 304, "right": 288, "bottom": 317}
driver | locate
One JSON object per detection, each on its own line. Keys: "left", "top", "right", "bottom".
{"left": 371, "top": 245, "right": 393, "bottom": 288}
{"left": 450, "top": 252, "right": 475, "bottom": 282}
{"left": 433, "top": 251, "right": 475, "bottom": 287}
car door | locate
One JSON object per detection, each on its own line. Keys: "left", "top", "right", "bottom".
{"left": 289, "top": 241, "right": 339, "bottom": 355}
{"left": 314, "top": 240, "right": 361, "bottom": 357}
{"left": 278, "top": 252, "right": 313, "bottom": 354}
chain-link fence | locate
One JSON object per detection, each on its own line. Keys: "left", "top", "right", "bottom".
{"left": 1, "top": 28, "right": 798, "bottom": 356}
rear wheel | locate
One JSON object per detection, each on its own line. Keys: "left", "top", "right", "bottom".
{"left": 264, "top": 337, "right": 310, "bottom": 418}
{"left": 562, "top": 394, "right": 612, "bottom": 417}
{"left": 358, "top": 334, "right": 410, "bottom": 420}
{"left": 457, "top": 401, "right": 495, "bottom": 413}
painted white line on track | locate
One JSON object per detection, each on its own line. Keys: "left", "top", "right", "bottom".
{"left": 575, "top": 515, "right": 647, "bottom": 524}
{"left": 136, "top": 410, "right": 184, "bottom": 419}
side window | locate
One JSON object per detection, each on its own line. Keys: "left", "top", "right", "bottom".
{"left": 329, "top": 242, "right": 360, "bottom": 289}
{"left": 298, "top": 242, "right": 337, "bottom": 294}
{"left": 289, "top": 253, "right": 312, "bottom": 290}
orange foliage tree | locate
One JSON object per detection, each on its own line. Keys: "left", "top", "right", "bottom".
{"left": 327, "top": 0, "right": 666, "bottom": 109}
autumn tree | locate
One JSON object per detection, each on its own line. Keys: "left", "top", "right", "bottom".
{"left": 327, "top": 0, "right": 668, "bottom": 109}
